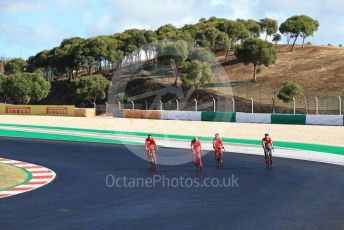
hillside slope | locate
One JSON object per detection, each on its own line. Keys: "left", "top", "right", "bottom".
{"left": 218, "top": 45, "right": 344, "bottom": 97}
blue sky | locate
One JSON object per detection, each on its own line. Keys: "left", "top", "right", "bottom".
{"left": 1, "top": 0, "right": 343, "bottom": 59}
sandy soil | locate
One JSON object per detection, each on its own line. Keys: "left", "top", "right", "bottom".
{"left": 0, "top": 115, "right": 343, "bottom": 147}
{"left": 0, "top": 163, "right": 27, "bottom": 190}
{"left": 220, "top": 45, "right": 344, "bottom": 92}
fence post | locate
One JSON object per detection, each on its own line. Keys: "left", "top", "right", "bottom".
{"left": 250, "top": 98, "right": 254, "bottom": 113}
{"left": 339, "top": 96, "right": 342, "bottom": 115}
{"left": 130, "top": 101, "right": 134, "bottom": 110}
{"left": 232, "top": 98, "right": 235, "bottom": 112}
{"left": 246, "top": 82, "right": 249, "bottom": 99}
{"left": 272, "top": 97, "right": 275, "bottom": 114}
{"left": 315, "top": 97, "right": 318, "bottom": 115}
{"left": 117, "top": 100, "right": 121, "bottom": 110}
{"left": 212, "top": 98, "right": 216, "bottom": 112}
{"left": 145, "top": 100, "right": 148, "bottom": 110}
{"left": 194, "top": 99, "right": 198, "bottom": 111}
{"left": 105, "top": 102, "right": 108, "bottom": 114}
{"left": 159, "top": 100, "right": 162, "bottom": 111}
{"left": 176, "top": 99, "right": 179, "bottom": 111}
{"left": 293, "top": 97, "right": 296, "bottom": 114}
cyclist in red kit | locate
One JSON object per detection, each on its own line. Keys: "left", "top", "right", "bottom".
{"left": 191, "top": 137, "right": 203, "bottom": 168}
{"left": 213, "top": 133, "right": 224, "bottom": 164}
{"left": 262, "top": 133, "right": 274, "bottom": 168}
{"left": 145, "top": 134, "right": 157, "bottom": 163}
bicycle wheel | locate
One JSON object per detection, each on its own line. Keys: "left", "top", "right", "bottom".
{"left": 269, "top": 151, "right": 273, "bottom": 168}
{"left": 149, "top": 152, "right": 156, "bottom": 170}
{"left": 219, "top": 156, "right": 224, "bottom": 167}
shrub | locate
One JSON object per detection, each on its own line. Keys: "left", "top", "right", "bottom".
{"left": 116, "top": 92, "right": 128, "bottom": 103}
{"left": 277, "top": 81, "right": 303, "bottom": 103}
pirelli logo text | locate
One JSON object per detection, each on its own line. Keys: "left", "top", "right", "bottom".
{"left": 46, "top": 107, "right": 68, "bottom": 115}
{"left": 5, "top": 106, "right": 31, "bottom": 114}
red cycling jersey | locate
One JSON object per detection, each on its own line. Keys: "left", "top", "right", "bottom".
{"left": 262, "top": 137, "right": 272, "bottom": 147}
{"left": 191, "top": 139, "right": 201, "bottom": 152}
{"left": 213, "top": 137, "right": 223, "bottom": 149}
{"left": 145, "top": 137, "right": 156, "bottom": 150}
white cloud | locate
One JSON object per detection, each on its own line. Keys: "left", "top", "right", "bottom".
{"left": 105, "top": 0, "right": 196, "bottom": 20}
{"left": 0, "top": 0, "right": 44, "bottom": 13}
{"left": 80, "top": 0, "right": 203, "bottom": 35}
{"left": 322, "top": 0, "right": 344, "bottom": 12}
{"left": 57, "top": 0, "right": 71, "bottom": 7}
{"left": 80, "top": 0, "right": 260, "bottom": 36}
{"left": 226, "top": 0, "right": 259, "bottom": 19}
{"left": 105, "top": 0, "right": 260, "bottom": 23}
{"left": 0, "top": 21, "right": 70, "bottom": 48}
{"left": 2, "top": 0, "right": 344, "bottom": 58}
{"left": 104, "top": 0, "right": 199, "bottom": 27}
{"left": 250, "top": 0, "right": 344, "bottom": 19}
{"left": 210, "top": 0, "right": 227, "bottom": 7}
{"left": 262, "top": 0, "right": 321, "bottom": 12}
{"left": 82, "top": 12, "right": 117, "bottom": 35}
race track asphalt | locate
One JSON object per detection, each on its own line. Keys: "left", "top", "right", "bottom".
{"left": 0, "top": 137, "right": 343, "bottom": 230}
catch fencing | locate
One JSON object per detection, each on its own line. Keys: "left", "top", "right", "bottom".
{"left": 112, "top": 109, "right": 344, "bottom": 126}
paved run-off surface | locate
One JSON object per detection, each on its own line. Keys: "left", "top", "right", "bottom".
{"left": 0, "top": 115, "right": 343, "bottom": 147}
{"left": 0, "top": 137, "right": 343, "bottom": 230}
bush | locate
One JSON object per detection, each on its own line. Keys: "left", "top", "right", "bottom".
{"left": 234, "top": 37, "right": 277, "bottom": 82}
{"left": 4, "top": 58, "right": 27, "bottom": 75}
{"left": 188, "top": 47, "right": 216, "bottom": 64}
{"left": 115, "top": 92, "right": 128, "bottom": 103}
{"left": 277, "top": 81, "right": 303, "bottom": 103}
{"left": 71, "top": 74, "right": 110, "bottom": 106}
{"left": 0, "top": 71, "right": 50, "bottom": 104}
{"left": 180, "top": 60, "right": 213, "bottom": 89}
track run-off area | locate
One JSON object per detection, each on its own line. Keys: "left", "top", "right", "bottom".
{"left": 0, "top": 129, "right": 344, "bottom": 229}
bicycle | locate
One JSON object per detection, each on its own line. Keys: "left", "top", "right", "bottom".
{"left": 148, "top": 149, "right": 157, "bottom": 170}
{"left": 264, "top": 146, "right": 274, "bottom": 168}
{"left": 194, "top": 151, "right": 203, "bottom": 171}
{"left": 215, "top": 147, "right": 224, "bottom": 167}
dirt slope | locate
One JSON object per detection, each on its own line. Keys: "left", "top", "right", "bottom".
{"left": 218, "top": 45, "right": 344, "bottom": 97}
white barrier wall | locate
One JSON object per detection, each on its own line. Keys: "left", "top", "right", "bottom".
{"left": 306, "top": 115, "right": 344, "bottom": 126}
{"left": 161, "top": 111, "right": 202, "bottom": 121}
{"left": 236, "top": 112, "right": 271, "bottom": 124}
{"left": 115, "top": 109, "right": 344, "bottom": 126}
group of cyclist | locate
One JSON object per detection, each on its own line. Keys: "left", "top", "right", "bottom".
{"left": 189, "top": 133, "right": 225, "bottom": 169}
{"left": 145, "top": 132, "right": 274, "bottom": 169}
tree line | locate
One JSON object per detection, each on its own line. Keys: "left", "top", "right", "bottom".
{"left": 0, "top": 15, "right": 319, "bottom": 105}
